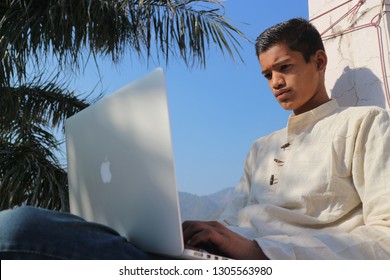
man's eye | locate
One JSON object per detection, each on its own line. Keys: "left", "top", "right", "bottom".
{"left": 263, "top": 73, "right": 272, "bottom": 80}
{"left": 280, "top": 64, "right": 291, "bottom": 71}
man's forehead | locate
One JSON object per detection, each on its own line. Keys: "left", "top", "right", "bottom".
{"left": 259, "top": 43, "right": 291, "bottom": 59}
{"left": 259, "top": 44, "right": 301, "bottom": 71}
{"left": 260, "top": 56, "right": 292, "bottom": 73}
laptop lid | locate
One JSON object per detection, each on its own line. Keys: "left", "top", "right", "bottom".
{"left": 66, "top": 68, "right": 184, "bottom": 257}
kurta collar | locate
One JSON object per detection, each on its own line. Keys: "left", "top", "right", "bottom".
{"left": 287, "top": 99, "right": 339, "bottom": 137}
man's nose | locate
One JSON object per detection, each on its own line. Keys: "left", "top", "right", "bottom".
{"left": 272, "top": 74, "right": 285, "bottom": 89}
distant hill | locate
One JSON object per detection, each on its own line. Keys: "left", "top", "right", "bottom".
{"left": 178, "top": 187, "right": 235, "bottom": 221}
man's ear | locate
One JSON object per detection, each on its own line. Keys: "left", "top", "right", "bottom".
{"left": 314, "top": 50, "right": 327, "bottom": 71}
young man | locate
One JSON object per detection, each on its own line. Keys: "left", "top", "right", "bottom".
{"left": 183, "top": 18, "right": 390, "bottom": 259}
{"left": 1, "top": 18, "right": 390, "bottom": 259}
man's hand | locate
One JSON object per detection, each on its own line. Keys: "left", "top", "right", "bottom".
{"left": 182, "top": 220, "right": 268, "bottom": 260}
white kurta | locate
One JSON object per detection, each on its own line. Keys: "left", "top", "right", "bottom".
{"left": 220, "top": 99, "right": 390, "bottom": 259}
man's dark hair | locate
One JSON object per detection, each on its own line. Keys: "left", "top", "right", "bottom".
{"left": 255, "top": 18, "right": 325, "bottom": 62}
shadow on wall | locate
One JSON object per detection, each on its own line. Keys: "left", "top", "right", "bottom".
{"left": 331, "top": 66, "right": 386, "bottom": 108}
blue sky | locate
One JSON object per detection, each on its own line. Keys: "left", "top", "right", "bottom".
{"left": 71, "top": 0, "right": 309, "bottom": 195}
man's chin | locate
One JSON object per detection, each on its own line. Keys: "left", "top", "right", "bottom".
{"left": 278, "top": 101, "right": 295, "bottom": 112}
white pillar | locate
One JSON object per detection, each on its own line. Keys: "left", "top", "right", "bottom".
{"left": 309, "top": 0, "right": 390, "bottom": 109}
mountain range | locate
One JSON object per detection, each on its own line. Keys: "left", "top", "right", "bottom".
{"left": 178, "top": 187, "right": 235, "bottom": 221}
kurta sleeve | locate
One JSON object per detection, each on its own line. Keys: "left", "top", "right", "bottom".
{"left": 348, "top": 109, "right": 390, "bottom": 256}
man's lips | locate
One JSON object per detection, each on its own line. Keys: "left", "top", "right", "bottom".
{"left": 274, "top": 89, "right": 291, "bottom": 99}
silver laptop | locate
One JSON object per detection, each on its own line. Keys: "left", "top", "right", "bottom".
{"left": 65, "top": 68, "right": 229, "bottom": 260}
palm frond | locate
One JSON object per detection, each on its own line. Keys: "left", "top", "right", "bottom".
{"left": 0, "top": 0, "right": 246, "bottom": 86}
{"left": 0, "top": 77, "right": 92, "bottom": 211}
{"left": 0, "top": 77, "right": 92, "bottom": 133}
{"left": 0, "top": 132, "right": 69, "bottom": 211}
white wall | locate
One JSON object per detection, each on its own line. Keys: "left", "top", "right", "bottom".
{"left": 309, "top": 0, "right": 390, "bottom": 109}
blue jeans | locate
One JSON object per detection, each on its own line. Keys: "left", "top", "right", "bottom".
{"left": 0, "top": 206, "right": 164, "bottom": 259}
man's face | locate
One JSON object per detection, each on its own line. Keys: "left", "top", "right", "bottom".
{"left": 258, "top": 43, "right": 328, "bottom": 115}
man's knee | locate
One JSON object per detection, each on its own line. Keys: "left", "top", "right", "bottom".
{"left": 0, "top": 206, "right": 79, "bottom": 243}
{"left": 0, "top": 206, "right": 50, "bottom": 240}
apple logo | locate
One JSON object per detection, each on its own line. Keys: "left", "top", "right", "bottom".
{"left": 100, "top": 156, "right": 112, "bottom": 184}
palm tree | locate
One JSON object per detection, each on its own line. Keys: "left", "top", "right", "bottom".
{"left": 0, "top": 0, "right": 246, "bottom": 211}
